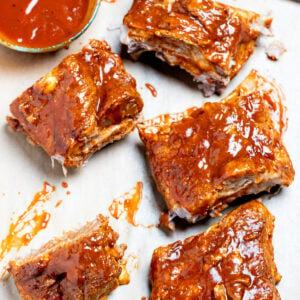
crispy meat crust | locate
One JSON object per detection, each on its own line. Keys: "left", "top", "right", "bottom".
{"left": 122, "top": 0, "right": 270, "bottom": 94}
{"left": 9, "top": 215, "right": 127, "bottom": 300}
{"left": 138, "top": 70, "right": 294, "bottom": 222}
{"left": 150, "top": 201, "right": 281, "bottom": 299}
{"left": 7, "top": 40, "right": 144, "bottom": 167}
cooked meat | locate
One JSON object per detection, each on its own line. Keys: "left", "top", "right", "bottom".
{"left": 7, "top": 40, "right": 144, "bottom": 168}
{"left": 121, "top": 0, "right": 272, "bottom": 96}
{"left": 150, "top": 200, "right": 281, "bottom": 299}
{"left": 138, "top": 70, "right": 294, "bottom": 223}
{"left": 9, "top": 215, "right": 129, "bottom": 300}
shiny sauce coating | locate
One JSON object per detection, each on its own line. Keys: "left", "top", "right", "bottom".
{"left": 138, "top": 71, "right": 294, "bottom": 219}
{"left": 7, "top": 40, "right": 143, "bottom": 167}
{"left": 0, "top": 0, "right": 96, "bottom": 48}
{"left": 150, "top": 201, "right": 281, "bottom": 299}
{"left": 124, "top": 0, "right": 265, "bottom": 77}
{"left": 10, "top": 216, "right": 126, "bottom": 299}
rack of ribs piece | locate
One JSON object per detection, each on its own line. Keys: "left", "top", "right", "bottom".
{"left": 150, "top": 201, "right": 281, "bottom": 299}
{"left": 138, "top": 70, "right": 294, "bottom": 222}
{"left": 7, "top": 39, "right": 144, "bottom": 168}
{"left": 9, "top": 215, "right": 129, "bottom": 299}
{"left": 122, "top": 0, "right": 272, "bottom": 96}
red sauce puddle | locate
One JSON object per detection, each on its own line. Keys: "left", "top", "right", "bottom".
{"left": 145, "top": 83, "right": 158, "bottom": 98}
{"left": 0, "top": 0, "right": 98, "bottom": 48}
{"left": 109, "top": 182, "right": 156, "bottom": 228}
{"left": 0, "top": 182, "right": 55, "bottom": 265}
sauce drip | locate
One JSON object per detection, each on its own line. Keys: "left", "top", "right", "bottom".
{"left": 0, "top": 0, "right": 96, "bottom": 48}
{"left": 61, "top": 182, "right": 68, "bottom": 189}
{"left": 0, "top": 182, "right": 55, "bottom": 264}
{"left": 55, "top": 200, "right": 63, "bottom": 208}
{"left": 145, "top": 83, "right": 158, "bottom": 98}
{"left": 124, "top": 182, "right": 143, "bottom": 226}
{"left": 109, "top": 182, "right": 143, "bottom": 227}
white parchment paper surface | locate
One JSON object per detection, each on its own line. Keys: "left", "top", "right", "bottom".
{"left": 0, "top": 0, "right": 299, "bottom": 298}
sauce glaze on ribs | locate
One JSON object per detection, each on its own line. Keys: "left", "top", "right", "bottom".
{"left": 150, "top": 201, "right": 281, "bottom": 299}
{"left": 122, "top": 0, "right": 271, "bottom": 96}
{"left": 138, "top": 70, "right": 294, "bottom": 222}
{"left": 10, "top": 215, "right": 128, "bottom": 300}
{"left": 7, "top": 40, "right": 144, "bottom": 167}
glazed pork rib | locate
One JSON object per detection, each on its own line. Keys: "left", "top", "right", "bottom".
{"left": 9, "top": 215, "right": 128, "bottom": 300}
{"left": 7, "top": 40, "right": 144, "bottom": 168}
{"left": 138, "top": 70, "right": 294, "bottom": 223}
{"left": 121, "top": 0, "right": 271, "bottom": 96}
{"left": 150, "top": 200, "right": 281, "bottom": 299}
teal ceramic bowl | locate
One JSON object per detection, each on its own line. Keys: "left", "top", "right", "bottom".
{"left": 0, "top": 0, "right": 101, "bottom": 53}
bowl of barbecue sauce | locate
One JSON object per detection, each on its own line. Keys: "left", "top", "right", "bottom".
{"left": 0, "top": 0, "right": 100, "bottom": 53}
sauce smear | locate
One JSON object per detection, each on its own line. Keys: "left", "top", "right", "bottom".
{"left": 109, "top": 182, "right": 143, "bottom": 226}
{"left": 145, "top": 83, "right": 158, "bottom": 98}
{"left": 0, "top": 0, "right": 97, "bottom": 48}
{"left": 124, "top": 182, "right": 143, "bottom": 226}
{"left": 109, "top": 199, "right": 124, "bottom": 220}
{"left": 0, "top": 182, "right": 55, "bottom": 264}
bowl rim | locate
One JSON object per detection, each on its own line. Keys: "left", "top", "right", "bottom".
{"left": 0, "top": 0, "right": 101, "bottom": 53}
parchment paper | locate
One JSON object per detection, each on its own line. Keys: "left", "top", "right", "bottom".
{"left": 0, "top": 0, "right": 299, "bottom": 298}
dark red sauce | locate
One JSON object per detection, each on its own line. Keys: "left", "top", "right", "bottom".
{"left": 0, "top": 0, "right": 97, "bottom": 48}
{"left": 61, "top": 181, "right": 68, "bottom": 189}
{"left": 145, "top": 83, "right": 157, "bottom": 98}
